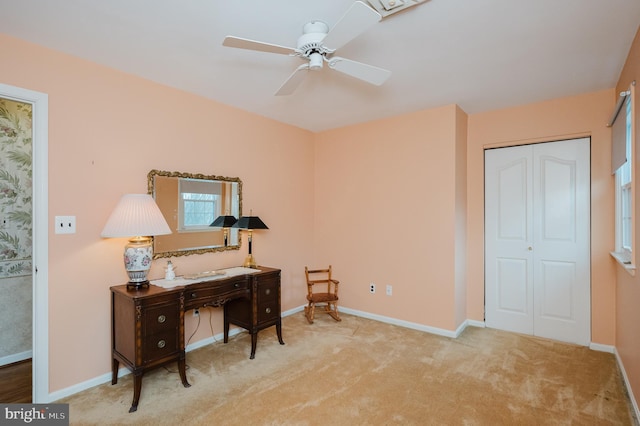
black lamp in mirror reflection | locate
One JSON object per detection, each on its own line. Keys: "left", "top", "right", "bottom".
{"left": 232, "top": 213, "right": 268, "bottom": 268}
{"left": 209, "top": 215, "right": 238, "bottom": 246}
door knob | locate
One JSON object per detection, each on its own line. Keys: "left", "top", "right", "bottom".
{"left": 528, "top": 246, "right": 533, "bottom": 251}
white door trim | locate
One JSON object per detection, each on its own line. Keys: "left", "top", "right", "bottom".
{"left": 0, "top": 83, "right": 49, "bottom": 402}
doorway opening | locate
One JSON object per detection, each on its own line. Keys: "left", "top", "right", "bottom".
{"left": 0, "top": 83, "right": 49, "bottom": 402}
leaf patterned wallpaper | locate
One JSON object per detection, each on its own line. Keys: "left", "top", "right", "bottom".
{"left": 0, "top": 98, "right": 32, "bottom": 279}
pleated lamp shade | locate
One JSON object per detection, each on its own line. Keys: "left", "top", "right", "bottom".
{"left": 101, "top": 194, "right": 171, "bottom": 287}
{"left": 101, "top": 194, "right": 171, "bottom": 238}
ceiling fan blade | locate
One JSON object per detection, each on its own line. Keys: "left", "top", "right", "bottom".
{"left": 328, "top": 57, "right": 391, "bottom": 86}
{"left": 275, "top": 64, "right": 310, "bottom": 96}
{"left": 322, "top": 1, "right": 382, "bottom": 50}
{"left": 222, "top": 36, "right": 296, "bottom": 55}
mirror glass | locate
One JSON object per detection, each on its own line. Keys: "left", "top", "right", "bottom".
{"left": 147, "top": 170, "right": 242, "bottom": 258}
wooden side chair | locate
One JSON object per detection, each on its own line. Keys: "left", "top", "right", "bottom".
{"left": 304, "top": 265, "right": 341, "bottom": 324}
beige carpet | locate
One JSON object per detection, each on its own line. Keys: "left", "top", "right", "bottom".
{"left": 61, "top": 312, "right": 636, "bottom": 425}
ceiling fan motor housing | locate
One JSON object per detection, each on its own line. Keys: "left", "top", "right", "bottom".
{"left": 302, "top": 21, "right": 329, "bottom": 35}
{"left": 297, "top": 21, "right": 333, "bottom": 67}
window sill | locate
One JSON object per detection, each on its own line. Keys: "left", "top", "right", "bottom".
{"left": 610, "top": 251, "right": 636, "bottom": 276}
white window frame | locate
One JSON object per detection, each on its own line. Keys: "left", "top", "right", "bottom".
{"left": 614, "top": 92, "right": 634, "bottom": 268}
{"left": 179, "top": 192, "right": 219, "bottom": 231}
{"left": 177, "top": 178, "right": 223, "bottom": 232}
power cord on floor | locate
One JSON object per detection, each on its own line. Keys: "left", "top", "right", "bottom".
{"left": 207, "top": 307, "right": 219, "bottom": 343}
{"left": 186, "top": 308, "right": 202, "bottom": 347}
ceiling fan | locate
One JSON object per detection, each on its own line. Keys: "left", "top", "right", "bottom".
{"left": 222, "top": 1, "right": 391, "bottom": 96}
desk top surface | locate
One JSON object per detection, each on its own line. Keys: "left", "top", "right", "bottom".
{"left": 111, "top": 266, "right": 279, "bottom": 296}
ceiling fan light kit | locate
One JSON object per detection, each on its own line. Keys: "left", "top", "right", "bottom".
{"left": 222, "top": 1, "right": 392, "bottom": 96}
{"left": 308, "top": 52, "right": 324, "bottom": 70}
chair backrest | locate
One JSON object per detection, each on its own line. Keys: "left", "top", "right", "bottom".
{"left": 305, "top": 265, "right": 339, "bottom": 297}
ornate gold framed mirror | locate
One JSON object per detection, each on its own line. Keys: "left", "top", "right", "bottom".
{"left": 147, "top": 169, "right": 242, "bottom": 259}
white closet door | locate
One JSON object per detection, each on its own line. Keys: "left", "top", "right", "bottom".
{"left": 485, "top": 138, "right": 591, "bottom": 345}
{"left": 485, "top": 145, "right": 534, "bottom": 335}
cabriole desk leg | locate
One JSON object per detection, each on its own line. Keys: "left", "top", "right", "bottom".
{"left": 276, "top": 320, "right": 285, "bottom": 345}
{"left": 178, "top": 357, "right": 191, "bottom": 388}
{"left": 111, "top": 358, "right": 119, "bottom": 385}
{"left": 250, "top": 333, "right": 257, "bottom": 359}
{"left": 223, "top": 319, "right": 230, "bottom": 343}
{"left": 129, "top": 373, "right": 143, "bottom": 413}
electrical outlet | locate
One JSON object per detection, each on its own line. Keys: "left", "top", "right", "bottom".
{"left": 386, "top": 285, "right": 392, "bottom": 296}
{"left": 54, "top": 216, "right": 76, "bottom": 234}
{"left": 369, "top": 283, "right": 376, "bottom": 294}
{"left": 193, "top": 309, "right": 200, "bottom": 317}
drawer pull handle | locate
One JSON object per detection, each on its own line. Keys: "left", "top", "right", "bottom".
{"left": 157, "top": 315, "right": 166, "bottom": 324}
{"left": 234, "top": 283, "right": 240, "bottom": 288}
{"left": 265, "top": 288, "right": 271, "bottom": 295}
{"left": 157, "top": 340, "right": 166, "bottom": 349}
{"left": 191, "top": 293, "right": 197, "bottom": 299}
{"left": 265, "top": 307, "right": 271, "bottom": 314}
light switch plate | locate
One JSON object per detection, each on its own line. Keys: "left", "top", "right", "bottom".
{"left": 55, "top": 216, "right": 76, "bottom": 234}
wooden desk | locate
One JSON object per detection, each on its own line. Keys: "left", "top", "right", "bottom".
{"left": 110, "top": 266, "right": 284, "bottom": 412}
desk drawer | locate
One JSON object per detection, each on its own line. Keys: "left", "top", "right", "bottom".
{"left": 258, "top": 280, "right": 278, "bottom": 303}
{"left": 141, "top": 302, "right": 180, "bottom": 364}
{"left": 143, "top": 304, "right": 179, "bottom": 336}
{"left": 257, "top": 299, "right": 280, "bottom": 323}
{"left": 142, "top": 330, "right": 178, "bottom": 363}
{"left": 184, "top": 279, "right": 250, "bottom": 310}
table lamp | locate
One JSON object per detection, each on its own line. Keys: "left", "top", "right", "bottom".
{"left": 232, "top": 213, "right": 268, "bottom": 268}
{"left": 101, "top": 194, "right": 171, "bottom": 288}
{"left": 210, "top": 215, "right": 237, "bottom": 246}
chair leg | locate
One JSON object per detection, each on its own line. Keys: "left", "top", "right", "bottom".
{"left": 327, "top": 302, "right": 341, "bottom": 322}
{"left": 304, "top": 302, "right": 315, "bottom": 324}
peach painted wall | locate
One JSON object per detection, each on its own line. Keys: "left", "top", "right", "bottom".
{"left": 467, "top": 90, "right": 616, "bottom": 346}
{"left": 314, "top": 105, "right": 465, "bottom": 331}
{"left": 614, "top": 26, "right": 640, "bottom": 410}
{"left": 0, "top": 34, "right": 315, "bottom": 393}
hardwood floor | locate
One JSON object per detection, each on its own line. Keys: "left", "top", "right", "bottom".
{"left": 0, "top": 359, "right": 32, "bottom": 403}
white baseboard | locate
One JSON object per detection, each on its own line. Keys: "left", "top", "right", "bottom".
{"left": 283, "top": 306, "right": 304, "bottom": 316}
{"left": 339, "top": 306, "right": 463, "bottom": 338}
{"left": 589, "top": 342, "right": 615, "bottom": 353}
{"left": 49, "top": 369, "right": 120, "bottom": 403}
{"left": 294, "top": 304, "right": 486, "bottom": 338}
{"left": 615, "top": 348, "right": 640, "bottom": 422}
{"left": 466, "top": 319, "right": 486, "bottom": 328}
{"left": 0, "top": 350, "right": 32, "bottom": 367}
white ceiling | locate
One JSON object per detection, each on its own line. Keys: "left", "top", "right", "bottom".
{"left": 1, "top": 0, "right": 639, "bottom": 132}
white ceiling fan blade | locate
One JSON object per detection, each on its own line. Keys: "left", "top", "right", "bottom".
{"left": 275, "top": 64, "right": 310, "bottom": 96}
{"left": 223, "top": 36, "right": 296, "bottom": 55}
{"left": 322, "top": 1, "right": 382, "bottom": 50}
{"left": 328, "top": 57, "right": 391, "bottom": 86}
